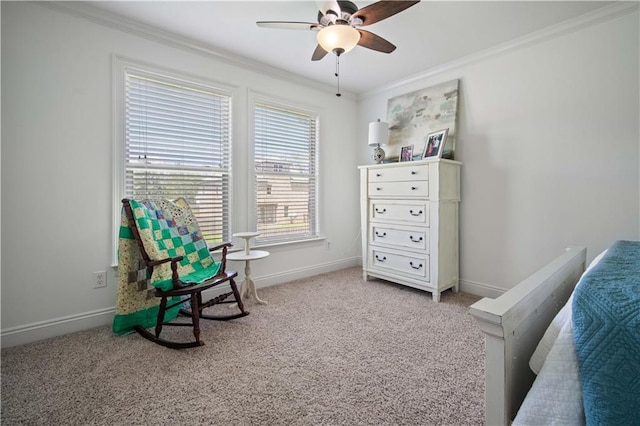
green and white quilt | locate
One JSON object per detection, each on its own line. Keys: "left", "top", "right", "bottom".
{"left": 112, "top": 198, "right": 221, "bottom": 335}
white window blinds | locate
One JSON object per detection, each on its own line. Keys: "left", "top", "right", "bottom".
{"left": 254, "top": 101, "right": 319, "bottom": 244}
{"left": 125, "top": 69, "right": 232, "bottom": 243}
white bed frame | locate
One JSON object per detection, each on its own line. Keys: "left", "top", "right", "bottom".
{"left": 469, "top": 246, "right": 586, "bottom": 426}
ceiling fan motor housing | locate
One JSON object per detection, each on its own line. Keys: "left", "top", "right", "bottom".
{"left": 317, "top": 0, "right": 360, "bottom": 26}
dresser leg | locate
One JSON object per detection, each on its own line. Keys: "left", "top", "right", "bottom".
{"left": 432, "top": 292, "right": 441, "bottom": 303}
{"left": 362, "top": 271, "right": 370, "bottom": 281}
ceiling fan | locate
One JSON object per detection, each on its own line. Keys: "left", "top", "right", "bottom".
{"left": 256, "top": 1, "right": 421, "bottom": 61}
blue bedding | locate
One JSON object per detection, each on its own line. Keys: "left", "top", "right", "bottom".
{"left": 572, "top": 240, "right": 640, "bottom": 425}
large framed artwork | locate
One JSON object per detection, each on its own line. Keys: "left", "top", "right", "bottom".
{"left": 386, "top": 79, "right": 459, "bottom": 160}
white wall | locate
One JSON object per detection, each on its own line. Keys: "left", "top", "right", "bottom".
{"left": 1, "top": 2, "right": 361, "bottom": 347}
{"left": 358, "top": 5, "right": 640, "bottom": 296}
{"left": 2, "top": 2, "right": 639, "bottom": 347}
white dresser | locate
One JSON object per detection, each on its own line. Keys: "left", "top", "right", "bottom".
{"left": 359, "top": 159, "right": 461, "bottom": 302}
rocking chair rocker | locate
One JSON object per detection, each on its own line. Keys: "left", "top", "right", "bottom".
{"left": 114, "top": 198, "right": 249, "bottom": 349}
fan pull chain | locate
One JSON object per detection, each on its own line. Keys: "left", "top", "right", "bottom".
{"left": 335, "top": 54, "right": 341, "bottom": 97}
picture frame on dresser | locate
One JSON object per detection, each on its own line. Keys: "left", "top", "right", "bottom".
{"left": 423, "top": 129, "right": 448, "bottom": 158}
{"left": 399, "top": 145, "right": 413, "bottom": 162}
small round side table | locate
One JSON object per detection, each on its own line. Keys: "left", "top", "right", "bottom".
{"left": 227, "top": 232, "right": 269, "bottom": 305}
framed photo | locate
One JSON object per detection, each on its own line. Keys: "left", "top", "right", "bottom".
{"left": 399, "top": 145, "right": 413, "bottom": 162}
{"left": 422, "top": 128, "right": 449, "bottom": 159}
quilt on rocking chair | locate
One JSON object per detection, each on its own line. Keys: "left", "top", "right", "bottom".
{"left": 112, "top": 198, "right": 222, "bottom": 335}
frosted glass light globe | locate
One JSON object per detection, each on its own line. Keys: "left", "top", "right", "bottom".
{"left": 317, "top": 25, "right": 360, "bottom": 55}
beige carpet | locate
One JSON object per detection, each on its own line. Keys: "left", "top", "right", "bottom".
{"left": 1, "top": 267, "right": 484, "bottom": 425}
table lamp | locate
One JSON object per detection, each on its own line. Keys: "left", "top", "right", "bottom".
{"left": 368, "top": 119, "right": 389, "bottom": 164}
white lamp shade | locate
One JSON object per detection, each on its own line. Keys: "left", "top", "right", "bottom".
{"left": 368, "top": 120, "right": 389, "bottom": 146}
{"left": 317, "top": 25, "right": 361, "bottom": 55}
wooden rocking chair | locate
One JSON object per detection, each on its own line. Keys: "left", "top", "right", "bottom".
{"left": 119, "top": 198, "right": 249, "bottom": 349}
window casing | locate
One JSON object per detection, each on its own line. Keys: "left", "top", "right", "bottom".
{"left": 253, "top": 99, "right": 319, "bottom": 245}
{"left": 114, "top": 60, "right": 232, "bottom": 259}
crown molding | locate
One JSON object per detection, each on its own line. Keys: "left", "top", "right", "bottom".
{"left": 359, "top": 1, "right": 639, "bottom": 100}
{"left": 33, "top": 1, "right": 637, "bottom": 102}
{"left": 40, "top": 1, "right": 357, "bottom": 100}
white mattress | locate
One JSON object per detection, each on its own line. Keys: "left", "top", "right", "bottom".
{"left": 512, "top": 250, "right": 607, "bottom": 426}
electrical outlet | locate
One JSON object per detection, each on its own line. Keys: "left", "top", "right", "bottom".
{"left": 94, "top": 271, "right": 107, "bottom": 289}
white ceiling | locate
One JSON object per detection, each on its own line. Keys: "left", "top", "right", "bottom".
{"left": 78, "top": 1, "right": 615, "bottom": 94}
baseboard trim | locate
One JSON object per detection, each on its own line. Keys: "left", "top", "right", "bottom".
{"left": 1, "top": 257, "right": 361, "bottom": 349}
{"left": 255, "top": 256, "right": 361, "bottom": 288}
{"left": 459, "top": 278, "right": 505, "bottom": 299}
{"left": 1, "top": 307, "right": 115, "bottom": 349}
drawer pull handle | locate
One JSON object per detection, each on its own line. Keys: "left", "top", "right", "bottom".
{"left": 376, "top": 173, "right": 381, "bottom": 177}
{"left": 411, "top": 171, "right": 417, "bottom": 175}
{"left": 409, "top": 209, "right": 423, "bottom": 216}
{"left": 409, "top": 236, "right": 423, "bottom": 243}
{"left": 376, "top": 187, "right": 382, "bottom": 191}
{"left": 375, "top": 208, "right": 387, "bottom": 214}
{"left": 411, "top": 186, "right": 417, "bottom": 190}
{"left": 409, "top": 261, "right": 423, "bottom": 270}
{"left": 375, "top": 231, "right": 387, "bottom": 238}
{"left": 375, "top": 255, "right": 387, "bottom": 262}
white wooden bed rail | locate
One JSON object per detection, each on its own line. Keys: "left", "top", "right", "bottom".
{"left": 469, "top": 246, "right": 586, "bottom": 426}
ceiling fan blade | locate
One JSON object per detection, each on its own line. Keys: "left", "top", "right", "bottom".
{"left": 311, "top": 44, "right": 329, "bottom": 61}
{"left": 256, "top": 21, "right": 319, "bottom": 31}
{"left": 357, "top": 29, "right": 396, "bottom": 53}
{"left": 353, "top": 1, "right": 420, "bottom": 27}
{"left": 317, "top": 0, "right": 341, "bottom": 17}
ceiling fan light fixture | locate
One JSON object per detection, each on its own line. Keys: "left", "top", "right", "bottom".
{"left": 316, "top": 25, "right": 360, "bottom": 55}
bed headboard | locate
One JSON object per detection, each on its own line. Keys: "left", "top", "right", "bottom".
{"left": 469, "top": 246, "right": 586, "bottom": 426}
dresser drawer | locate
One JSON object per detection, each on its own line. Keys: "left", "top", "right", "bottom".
{"left": 370, "top": 247, "right": 430, "bottom": 280}
{"left": 368, "top": 164, "right": 429, "bottom": 183}
{"left": 370, "top": 224, "right": 429, "bottom": 252}
{"left": 370, "top": 201, "right": 429, "bottom": 225}
{"left": 368, "top": 181, "right": 429, "bottom": 198}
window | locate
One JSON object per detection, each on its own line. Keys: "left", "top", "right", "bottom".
{"left": 258, "top": 204, "right": 277, "bottom": 224}
{"left": 253, "top": 99, "right": 319, "bottom": 245}
{"left": 115, "top": 61, "right": 232, "bottom": 254}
